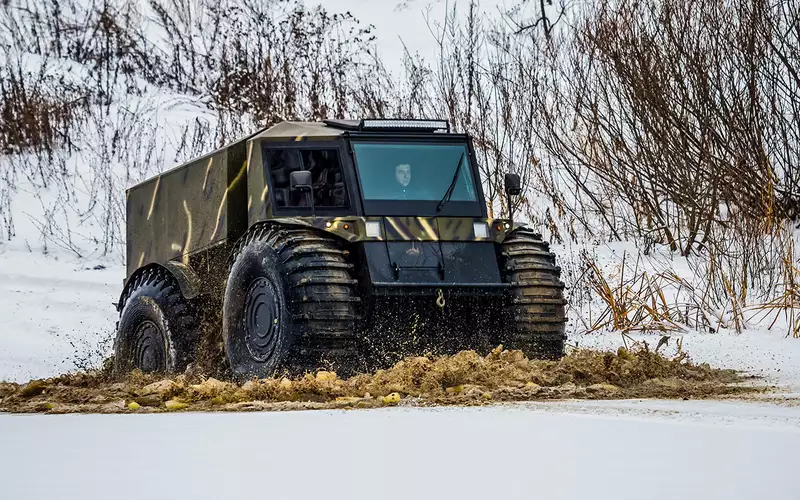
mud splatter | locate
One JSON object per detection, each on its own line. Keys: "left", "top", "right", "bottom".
{"left": 0, "top": 347, "right": 761, "bottom": 414}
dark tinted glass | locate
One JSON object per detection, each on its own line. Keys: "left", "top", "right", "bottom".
{"left": 353, "top": 143, "right": 477, "bottom": 202}
{"left": 264, "top": 148, "right": 349, "bottom": 208}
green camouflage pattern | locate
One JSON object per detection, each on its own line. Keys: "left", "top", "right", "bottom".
{"left": 245, "top": 136, "right": 269, "bottom": 224}
{"left": 245, "top": 128, "right": 343, "bottom": 224}
{"left": 126, "top": 121, "right": 347, "bottom": 279}
{"left": 269, "top": 216, "right": 519, "bottom": 243}
{"left": 125, "top": 120, "right": 521, "bottom": 281}
{"left": 125, "top": 138, "right": 249, "bottom": 278}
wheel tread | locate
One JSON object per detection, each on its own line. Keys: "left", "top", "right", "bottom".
{"left": 230, "top": 223, "right": 363, "bottom": 374}
{"left": 115, "top": 266, "right": 198, "bottom": 374}
{"left": 500, "top": 229, "right": 567, "bottom": 360}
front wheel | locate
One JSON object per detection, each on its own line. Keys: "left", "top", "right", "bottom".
{"left": 223, "top": 231, "right": 294, "bottom": 379}
{"left": 223, "top": 224, "right": 362, "bottom": 378}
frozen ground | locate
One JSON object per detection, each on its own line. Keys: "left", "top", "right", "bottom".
{"left": 2, "top": 252, "right": 799, "bottom": 500}
{"left": 1, "top": 400, "right": 798, "bottom": 500}
{"left": 3, "top": 248, "right": 798, "bottom": 500}
{"left": 0, "top": 251, "right": 121, "bottom": 382}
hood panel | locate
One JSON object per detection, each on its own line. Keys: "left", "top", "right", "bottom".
{"left": 386, "top": 241, "right": 442, "bottom": 270}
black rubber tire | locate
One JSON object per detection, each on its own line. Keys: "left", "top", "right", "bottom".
{"left": 499, "top": 227, "right": 567, "bottom": 359}
{"left": 114, "top": 268, "right": 198, "bottom": 375}
{"left": 223, "top": 224, "right": 361, "bottom": 378}
{"left": 223, "top": 228, "right": 294, "bottom": 378}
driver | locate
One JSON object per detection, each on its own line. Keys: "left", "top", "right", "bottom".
{"left": 395, "top": 163, "right": 412, "bottom": 199}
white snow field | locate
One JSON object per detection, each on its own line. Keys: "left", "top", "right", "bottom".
{"left": 1, "top": 401, "right": 799, "bottom": 500}
{"left": 2, "top": 2, "right": 800, "bottom": 498}
{"left": 0, "top": 251, "right": 122, "bottom": 382}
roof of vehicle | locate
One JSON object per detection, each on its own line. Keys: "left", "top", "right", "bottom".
{"left": 253, "top": 119, "right": 454, "bottom": 141}
{"left": 253, "top": 121, "right": 347, "bottom": 141}
{"left": 128, "top": 119, "right": 457, "bottom": 191}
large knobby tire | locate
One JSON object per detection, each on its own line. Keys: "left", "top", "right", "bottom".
{"left": 223, "top": 224, "right": 361, "bottom": 378}
{"left": 499, "top": 228, "right": 567, "bottom": 359}
{"left": 114, "top": 268, "right": 198, "bottom": 375}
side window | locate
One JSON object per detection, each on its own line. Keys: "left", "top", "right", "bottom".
{"left": 264, "top": 149, "right": 302, "bottom": 208}
{"left": 264, "top": 148, "right": 349, "bottom": 209}
{"left": 301, "top": 149, "right": 349, "bottom": 208}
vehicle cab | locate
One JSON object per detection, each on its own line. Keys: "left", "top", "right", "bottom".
{"left": 246, "top": 119, "right": 513, "bottom": 295}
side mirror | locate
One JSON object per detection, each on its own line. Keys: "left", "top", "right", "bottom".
{"left": 504, "top": 173, "right": 522, "bottom": 196}
{"left": 290, "top": 170, "right": 313, "bottom": 190}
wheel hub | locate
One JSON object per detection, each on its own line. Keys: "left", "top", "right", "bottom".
{"left": 133, "top": 320, "right": 166, "bottom": 372}
{"left": 244, "top": 277, "right": 281, "bottom": 362}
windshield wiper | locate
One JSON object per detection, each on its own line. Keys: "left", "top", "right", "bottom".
{"left": 436, "top": 152, "right": 465, "bottom": 213}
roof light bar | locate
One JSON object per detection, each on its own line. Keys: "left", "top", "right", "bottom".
{"left": 359, "top": 119, "right": 450, "bottom": 133}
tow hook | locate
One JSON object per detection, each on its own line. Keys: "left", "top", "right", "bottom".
{"left": 436, "top": 288, "right": 446, "bottom": 309}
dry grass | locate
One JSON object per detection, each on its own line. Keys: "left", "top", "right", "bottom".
{"left": 580, "top": 234, "right": 800, "bottom": 337}
{"left": 0, "top": 346, "right": 757, "bottom": 414}
{"left": 582, "top": 251, "right": 684, "bottom": 333}
{"left": 747, "top": 240, "right": 800, "bottom": 338}
{"left": 0, "top": 66, "right": 87, "bottom": 155}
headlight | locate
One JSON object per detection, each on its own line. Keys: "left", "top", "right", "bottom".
{"left": 473, "top": 222, "right": 488, "bottom": 238}
{"left": 365, "top": 221, "right": 382, "bottom": 238}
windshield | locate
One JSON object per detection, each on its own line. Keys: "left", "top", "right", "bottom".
{"left": 353, "top": 143, "right": 478, "bottom": 202}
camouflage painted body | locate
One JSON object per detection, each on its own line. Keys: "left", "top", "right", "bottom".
{"left": 121, "top": 119, "right": 567, "bottom": 370}
{"left": 125, "top": 121, "right": 516, "bottom": 283}
{"left": 126, "top": 138, "right": 248, "bottom": 278}
{"left": 268, "top": 216, "right": 519, "bottom": 243}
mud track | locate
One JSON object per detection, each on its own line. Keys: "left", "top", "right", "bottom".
{"left": 0, "top": 347, "right": 761, "bottom": 414}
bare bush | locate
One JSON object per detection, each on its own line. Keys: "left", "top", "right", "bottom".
{"left": 0, "top": 0, "right": 383, "bottom": 255}
{"left": 146, "top": 0, "right": 379, "bottom": 140}
{"left": 524, "top": 0, "right": 800, "bottom": 254}
{"left": 0, "top": 59, "right": 88, "bottom": 155}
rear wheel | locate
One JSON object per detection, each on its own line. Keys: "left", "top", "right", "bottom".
{"left": 223, "top": 224, "right": 362, "bottom": 378}
{"left": 499, "top": 228, "right": 567, "bottom": 359}
{"left": 114, "top": 268, "right": 198, "bottom": 375}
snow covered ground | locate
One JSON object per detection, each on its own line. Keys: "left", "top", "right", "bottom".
{"left": 3, "top": 244, "right": 798, "bottom": 499}
{"left": 3, "top": 248, "right": 799, "bottom": 500}
{"left": 1, "top": 400, "right": 798, "bottom": 500}
{"left": 0, "top": 251, "right": 121, "bottom": 382}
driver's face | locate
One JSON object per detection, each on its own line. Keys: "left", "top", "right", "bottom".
{"left": 395, "top": 164, "right": 411, "bottom": 187}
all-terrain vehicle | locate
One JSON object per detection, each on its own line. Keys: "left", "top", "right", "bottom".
{"left": 115, "top": 119, "right": 566, "bottom": 377}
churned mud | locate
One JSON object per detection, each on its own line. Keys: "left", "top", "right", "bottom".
{"left": 0, "top": 347, "right": 761, "bottom": 414}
